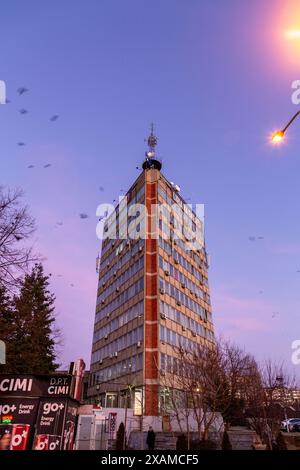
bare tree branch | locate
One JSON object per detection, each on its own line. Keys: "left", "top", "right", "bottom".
{"left": 0, "top": 187, "right": 39, "bottom": 291}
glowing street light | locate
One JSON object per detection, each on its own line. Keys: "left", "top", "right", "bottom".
{"left": 272, "top": 130, "right": 285, "bottom": 143}
{"left": 285, "top": 29, "right": 300, "bottom": 40}
{"left": 271, "top": 109, "right": 300, "bottom": 144}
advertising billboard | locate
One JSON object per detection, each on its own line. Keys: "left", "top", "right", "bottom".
{"left": 0, "top": 375, "right": 72, "bottom": 398}
{"left": 0, "top": 397, "right": 40, "bottom": 450}
{"left": 0, "top": 371, "right": 83, "bottom": 451}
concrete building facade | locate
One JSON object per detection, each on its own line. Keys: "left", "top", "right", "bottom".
{"left": 87, "top": 130, "right": 215, "bottom": 425}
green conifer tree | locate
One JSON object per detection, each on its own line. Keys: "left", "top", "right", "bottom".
{"left": 2, "top": 263, "right": 60, "bottom": 373}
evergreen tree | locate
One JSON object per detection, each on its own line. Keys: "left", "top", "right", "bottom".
{"left": 1, "top": 263, "right": 60, "bottom": 374}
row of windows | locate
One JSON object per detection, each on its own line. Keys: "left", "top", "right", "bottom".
{"left": 99, "top": 238, "right": 144, "bottom": 283}
{"left": 158, "top": 184, "right": 202, "bottom": 233}
{"left": 118, "top": 210, "right": 145, "bottom": 240}
{"left": 160, "top": 278, "right": 210, "bottom": 320}
{"left": 158, "top": 234, "right": 206, "bottom": 266}
{"left": 93, "top": 300, "right": 144, "bottom": 342}
{"left": 97, "top": 256, "right": 144, "bottom": 304}
{"left": 95, "top": 277, "right": 144, "bottom": 323}
{"left": 159, "top": 238, "right": 210, "bottom": 302}
{"left": 161, "top": 352, "right": 187, "bottom": 376}
{"left": 161, "top": 225, "right": 205, "bottom": 257}
{"left": 102, "top": 186, "right": 145, "bottom": 250}
{"left": 159, "top": 217, "right": 203, "bottom": 252}
{"left": 160, "top": 301, "right": 213, "bottom": 336}
{"left": 91, "top": 326, "right": 144, "bottom": 364}
{"left": 159, "top": 256, "right": 207, "bottom": 299}
{"left": 160, "top": 325, "right": 213, "bottom": 352}
{"left": 92, "top": 353, "right": 143, "bottom": 384}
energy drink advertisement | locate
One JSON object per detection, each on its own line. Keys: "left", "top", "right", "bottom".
{"left": 0, "top": 424, "right": 30, "bottom": 450}
{"left": 0, "top": 398, "right": 39, "bottom": 450}
{"left": 62, "top": 403, "right": 78, "bottom": 450}
{"left": 33, "top": 398, "right": 67, "bottom": 450}
{"left": 0, "top": 370, "right": 84, "bottom": 451}
{"left": 33, "top": 434, "right": 61, "bottom": 451}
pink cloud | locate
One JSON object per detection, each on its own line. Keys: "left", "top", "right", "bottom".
{"left": 211, "top": 284, "right": 273, "bottom": 337}
{"left": 269, "top": 243, "right": 300, "bottom": 256}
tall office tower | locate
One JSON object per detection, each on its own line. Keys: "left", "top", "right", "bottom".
{"left": 88, "top": 129, "right": 215, "bottom": 420}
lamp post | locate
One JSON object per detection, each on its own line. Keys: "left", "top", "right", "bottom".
{"left": 272, "top": 109, "right": 300, "bottom": 143}
{"left": 275, "top": 376, "right": 288, "bottom": 432}
{"left": 123, "top": 383, "right": 134, "bottom": 450}
{"left": 96, "top": 383, "right": 101, "bottom": 407}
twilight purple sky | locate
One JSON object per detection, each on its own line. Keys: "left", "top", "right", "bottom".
{"left": 1, "top": 0, "right": 300, "bottom": 375}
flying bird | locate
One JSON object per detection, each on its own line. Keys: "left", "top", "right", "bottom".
{"left": 27, "top": 165, "right": 34, "bottom": 169}
{"left": 17, "top": 87, "right": 28, "bottom": 95}
{"left": 56, "top": 274, "right": 63, "bottom": 277}
{"left": 258, "top": 236, "right": 264, "bottom": 240}
{"left": 19, "top": 109, "right": 28, "bottom": 115}
{"left": 70, "top": 283, "right": 75, "bottom": 287}
{"left": 43, "top": 164, "right": 52, "bottom": 168}
{"left": 99, "top": 186, "right": 104, "bottom": 192}
{"left": 272, "top": 312, "right": 279, "bottom": 318}
{"left": 56, "top": 221, "right": 63, "bottom": 226}
{"left": 248, "top": 236, "right": 256, "bottom": 242}
{"left": 50, "top": 115, "right": 59, "bottom": 122}
{"left": 79, "top": 213, "right": 88, "bottom": 219}
{"left": 17, "top": 142, "right": 25, "bottom": 146}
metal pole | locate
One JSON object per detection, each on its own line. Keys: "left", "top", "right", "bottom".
{"left": 123, "top": 387, "right": 129, "bottom": 450}
{"left": 282, "top": 110, "right": 300, "bottom": 133}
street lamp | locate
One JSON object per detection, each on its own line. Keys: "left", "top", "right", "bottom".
{"left": 96, "top": 383, "right": 101, "bottom": 407}
{"left": 275, "top": 376, "right": 289, "bottom": 432}
{"left": 272, "top": 109, "right": 300, "bottom": 143}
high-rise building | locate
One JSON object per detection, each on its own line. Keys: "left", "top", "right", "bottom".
{"left": 87, "top": 129, "right": 215, "bottom": 420}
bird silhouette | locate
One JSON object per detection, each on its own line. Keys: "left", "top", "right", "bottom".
{"left": 43, "top": 164, "right": 52, "bottom": 168}
{"left": 50, "top": 115, "right": 59, "bottom": 122}
{"left": 79, "top": 213, "right": 88, "bottom": 219}
{"left": 19, "top": 109, "right": 28, "bottom": 115}
{"left": 17, "top": 87, "right": 28, "bottom": 95}
{"left": 17, "top": 142, "right": 25, "bottom": 146}
{"left": 248, "top": 236, "right": 256, "bottom": 242}
{"left": 99, "top": 186, "right": 104, "bottom": 192}
{"left": 27, "top": 165, "right": 34, "bottom": 169}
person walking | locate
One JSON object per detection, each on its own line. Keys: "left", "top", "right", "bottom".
{"left": 146, "top": 426, "right": 156, "bottom": 451}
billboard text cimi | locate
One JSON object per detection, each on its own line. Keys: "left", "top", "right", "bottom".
{"left": 0, "top": 377, "right": 70, "bottom": 395}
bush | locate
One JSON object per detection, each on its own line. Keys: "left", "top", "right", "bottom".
{"left": 191, "top": 439, "right": 217, "bottom": 450}
{"left": 116, "top": 422, "right": 125, "bottom": 450}
{"left": 176, "top": 434, "right": 188, "bottom": 451}
{"left": 222, "top": 431, "right": 232, "bottom": 450}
